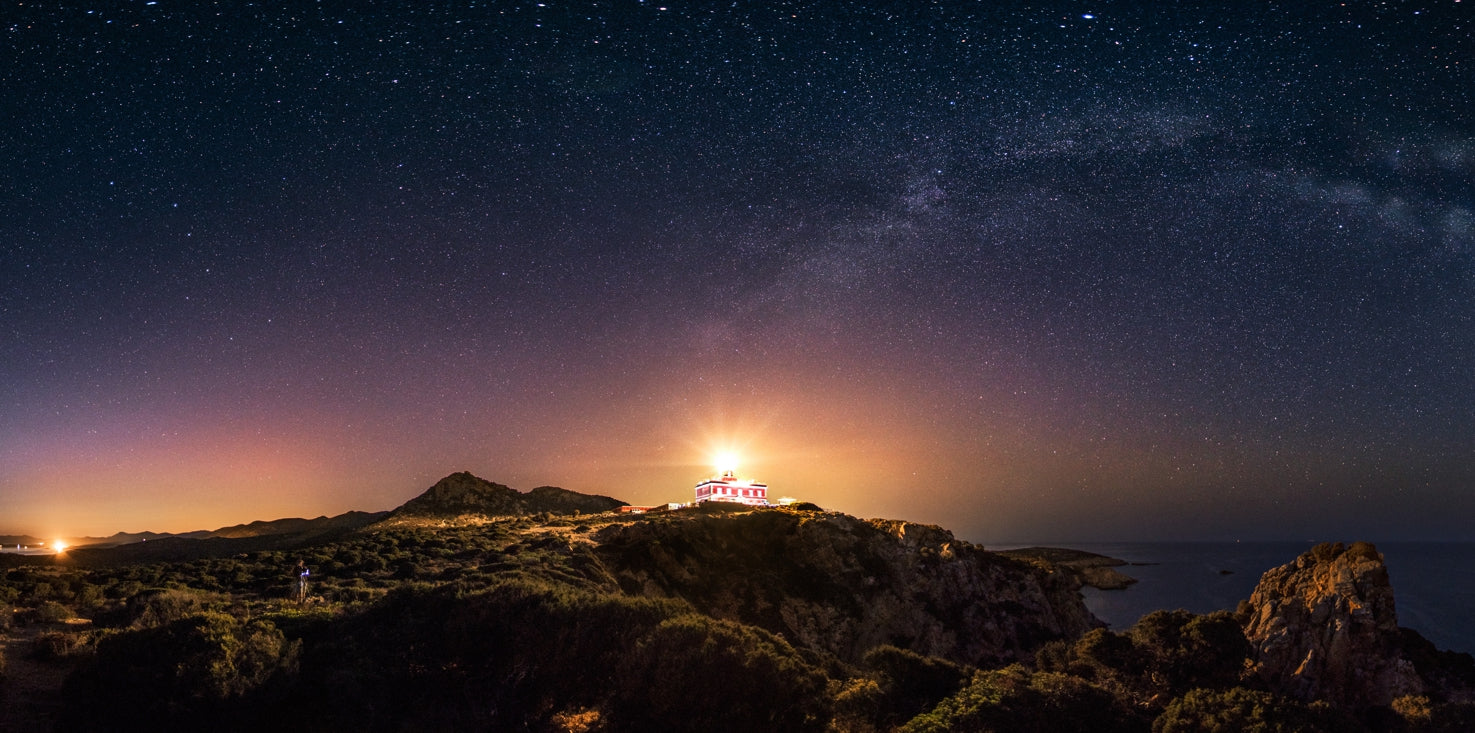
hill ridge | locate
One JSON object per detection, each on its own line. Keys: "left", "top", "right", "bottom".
{"left": 390, "top": 470, "right": 626, "bottom": 518}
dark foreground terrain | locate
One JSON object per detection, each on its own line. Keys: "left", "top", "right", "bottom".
{"left": 2, "top": 473, "right": 1473, "bottom": 732}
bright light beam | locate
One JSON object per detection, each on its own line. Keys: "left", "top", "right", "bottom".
{"left": 714, "top": 451, "right": 740, "bottom": 475}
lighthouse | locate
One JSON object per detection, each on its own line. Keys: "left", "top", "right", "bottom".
{"left": 694, "top": 466, "right": 769, "bottom": 507}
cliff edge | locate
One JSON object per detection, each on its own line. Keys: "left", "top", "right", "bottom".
{"left": 594, "top": 508, "right": 1099, "bottom": 668}
{"left": 1241, "top": 541, "right": 1423, "bottom": 708}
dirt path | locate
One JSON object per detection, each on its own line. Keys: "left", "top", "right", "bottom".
{"left": 0, "top": 625, "right": 74, "bottom": 733}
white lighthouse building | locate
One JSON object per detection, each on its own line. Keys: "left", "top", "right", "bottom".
{"left": 694, "top": 469, "right": 769, "bottom": 506}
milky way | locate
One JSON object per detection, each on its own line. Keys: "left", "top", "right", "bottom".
{"left": 3, "top": 2, "right": 1471, "bottom": 541}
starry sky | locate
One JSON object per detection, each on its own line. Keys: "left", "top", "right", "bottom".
{"left": 3, "top": 1, "right": 1472, "bottom": 542}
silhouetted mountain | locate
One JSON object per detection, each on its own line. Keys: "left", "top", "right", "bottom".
{"left": 61, "top": 511, "right": 389, "bottom": 565}
{"left": 89, "top": 530, "right": 212, "bottom": 546}
{"left": 209, "top": 511, "right": 387, "bottom": 540}
{"left": 0, "top": 534, "right": 47, "bottom": 546}
{"left": 390, "top": 471, "right": 626, "bottom": 518}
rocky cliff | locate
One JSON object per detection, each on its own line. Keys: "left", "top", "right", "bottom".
{"left": 593, "top": 507, "right": 1099, "bottom": 667}
{"left": 1240, "top": 541, "right": 1424, "bottom": 708}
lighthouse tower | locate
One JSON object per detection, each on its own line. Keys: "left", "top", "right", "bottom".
{"left": 694, "top": 469, "right": 769, "bottom": 506}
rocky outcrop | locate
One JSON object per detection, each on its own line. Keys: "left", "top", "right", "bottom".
{"left": 999, "top": 546, "right": 1139, "bottom": 591}
{"left": 593, "top": 508, "right": 1099, "bottom": 667}
{"left": 1240, "top": 541, "right": 1423, "bottom": 708}
{"left": 392, "top": 472, "right": 626, "bottom": 518}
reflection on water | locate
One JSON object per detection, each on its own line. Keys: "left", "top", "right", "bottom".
{"left": 0, "top": 546, "right": 61, "bottom": 555}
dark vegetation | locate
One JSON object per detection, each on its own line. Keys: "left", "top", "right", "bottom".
{"left": 3, "top": 500, "right": 1473, "bottom": 731}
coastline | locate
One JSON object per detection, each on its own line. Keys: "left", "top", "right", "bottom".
{"left": 1027, "top": 541, "right": 1475, "bottom": 656}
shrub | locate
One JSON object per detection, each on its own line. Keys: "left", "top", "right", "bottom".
{"left": 35, "top": 601, "right": 75, "bottom": 623}
{"left": 1071, "top": 627, "right": 1144, "bottom": 675}
{"left": 1153, "top": 687, "right": 1363, "bottom": 733}
{"left": 852, "top": 645, "right": 971, "bottom": 728}
{"left": 73, "top": 583, "right": 107, "bottom": 614}
{"left": 240, "top": 578, "right": 830, "bottom": 732}
{"left": 613, "top": 614, "right": 832, "bottom": 732}
{"left": 1040, "top": 610, "right": 1251, "bottom": 709}
{"left": 30, "top": 630, "right": 89, "bottom": 661}
{"left": 125, "top": 588, "right": 209, "bottom": 629}
{"left": 1129, "top": 610, "right": 1252, "bottom": 694}
{"left": 58, "top": 612, "right": 298, "bottom": 731}
{"left": 902, "top": 665, "right": 1143, "bottom": 733}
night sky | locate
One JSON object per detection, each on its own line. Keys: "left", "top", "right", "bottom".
{"left": 3, "top": 1, "right": 1472, "bottom": 542}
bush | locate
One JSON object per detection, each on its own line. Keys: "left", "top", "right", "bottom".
{"left": 902, "top": 665, "right": 1143, "bottom": 733}
{"left": 30, "top": 630, "right": 89, "bottom": 661}
{"left": 613, "top": 614, "right": 832, "bottom": 732}
{"left": 1039, "top": 610, "right": 1251, "bottom": 709}
{"left": 73, "top": 583, "right": 107, "bottom": 614}
{"left": 1153, "top": 687, "right": 1363, "bottom": 733}
{"left": 842, "top": 645, "right": 970, "bottom": 729}
{"left": 35, "top": 601, "right": 75, "bottom": 623}
{"left": 238, "top": 579, "right": 687, "bottom": 730}
{"left": 26, "top": 581, "right": 56, "bottom": 603}
{"left": 1071, "top": 627, "right": 1144, "bottom": 675}
{"left": 58, "top": 612, "right": 298, "bottom": 731}
{"left": 125, "top": 588, "right": 209, "bottom": 629}
{"left": 227, "top": 578, "right": 831, "bottom": 732}
{"left": 1129, "top": 610, "right": 1252, "bottom": 694}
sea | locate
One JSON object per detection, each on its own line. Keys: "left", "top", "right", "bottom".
{"left": 0, "top": 546, "right": 57, "bottom": 556}
{"left": 1021, "top": 542, "right": 1475, "bottom": 656}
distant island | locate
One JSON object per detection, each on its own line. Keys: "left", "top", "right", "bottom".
{"left": 1, "top": 471, "right": 1472, "bottom": 732}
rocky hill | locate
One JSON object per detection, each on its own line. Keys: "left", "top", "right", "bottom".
{"left": 1241, "top": 541, "right": 1475, "bottom": 709}
{"left": 593, "top": 506, "right": 1098, "bottom": 667}
{"left": 390, "top": 471, "right": 626, "bottom": 518}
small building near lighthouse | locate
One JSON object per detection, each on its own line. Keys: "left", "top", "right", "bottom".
{"left": 694, "top": 469, "right": 769, "bottom": 506}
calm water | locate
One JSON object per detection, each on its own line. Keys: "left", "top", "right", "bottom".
{"left": 1038, "top": 542, "right": 1475, "bottom": 655}
{"left": 0, "top": 546, "right": 57, "bottom": 555}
